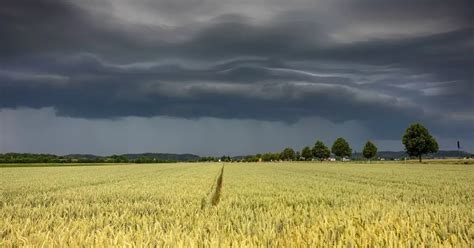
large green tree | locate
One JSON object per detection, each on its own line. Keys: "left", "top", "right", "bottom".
{"left": 331, "top": 138, "right": 352, "bottom": 159}
{"left": 295, "top": 151, "right": 301, "bottom": 161}
{"left": 362, "top": 141, "right": 378, "bottom": 162}
{"left": 301, "top": 146, "right": 313, "bottom": 160}
{"left": 402, "top": 123, "right": 439, "bottom": 162}
{"left": 261, "top": 153, "right": 273, "bottom": 162}
{"left": 273, "top": 153, "right": 281, "bottom": 161}
{"left": 312, "top": 141, "right": 330, "bottom": 161}
{"left": 280, "top": 147, "right": 296, "bottom": 161}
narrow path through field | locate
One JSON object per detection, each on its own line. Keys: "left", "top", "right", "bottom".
{"left": 201, "top": 164, "right": 225, "bottom": 209}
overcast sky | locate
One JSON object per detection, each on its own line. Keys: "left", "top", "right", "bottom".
{"left": 0, "top": 0, "right": 473, "bottom": 156}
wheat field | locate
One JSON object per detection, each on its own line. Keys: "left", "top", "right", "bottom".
{"left": 1, "top": 162, "right": 473, "bottom": 247}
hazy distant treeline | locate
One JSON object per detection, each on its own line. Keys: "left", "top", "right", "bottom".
{"left": 0, "top": 153, "right": 178, "bottom": 164}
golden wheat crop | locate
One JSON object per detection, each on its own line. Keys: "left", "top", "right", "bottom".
{"left": 1, "top": 162, "right": 473, "bottom": 247}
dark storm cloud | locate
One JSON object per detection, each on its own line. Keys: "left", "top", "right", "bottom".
{"left": 347, "top": 0, "right": 473, "bottom": 26}
{"left": 0, "top": 55, "right": 413, "bottom": 121}
{"left": 0, "top": 0, "right": 473, "bottom": 142}
{"left": 0, "top": 0, "right": 179, "bottom": 62}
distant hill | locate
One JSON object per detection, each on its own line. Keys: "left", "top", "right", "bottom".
{"left": 121, "top": 153, "right": 200, "bottom": 161}
{"left": 63, "top": 154, "right": 100, "bottom": 159}
{"left": 352, "top": 150, "right": 471, "bottom": 160}
{"left": 433, "top": 150, "right": 472, "bottom": 157}
{"left": 63, "top": 153, "right": 200, "bottom": 161}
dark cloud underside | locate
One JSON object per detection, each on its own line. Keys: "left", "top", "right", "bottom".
{"left": 0, "top": 0, "right": 473, "bottom": 153}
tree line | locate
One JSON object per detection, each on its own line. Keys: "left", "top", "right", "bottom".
{"left": 0, "top": 154, "right": 178, "bottom": 164}
{"left": 0, "top": 123, "right": 439, "bottom": 163}
{"left": 207, "top": 123, "right": 439, "bottom": 163}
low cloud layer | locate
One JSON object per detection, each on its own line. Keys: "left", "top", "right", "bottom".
{"left": 1, "top": 0, "right": 473, "bottom": 154}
